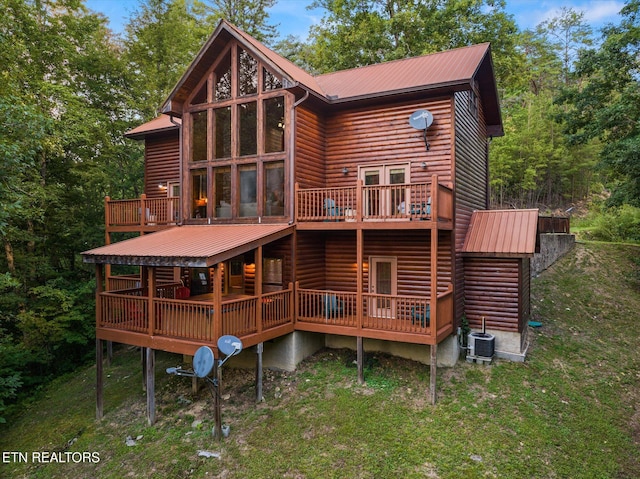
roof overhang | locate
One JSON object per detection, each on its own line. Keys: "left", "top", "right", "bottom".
{"left": 81, "top": 224, "right": 294, "bottom": 267}
{"left": 462, "top": 209, "right": 539, "bottom": 258}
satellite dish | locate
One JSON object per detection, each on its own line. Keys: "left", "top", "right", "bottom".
{"left": 409, "top": 109, "right": 433, "bottom": 130}
{"left": 193, "top": 346, "right": 215, "bottom": 378}
{"left": 217, "top": 335, "right": 243, "bottom": 357}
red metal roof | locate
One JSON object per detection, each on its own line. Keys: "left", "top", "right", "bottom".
{"left": 125, "top": 115, "right": 181, "bottom": 140}
{"left": 315, "top": 43, "right": 490, "bottom": 101}
{"left": 157, "top": 20, "right": 501, "bottom": 136}
{"left": 82, "top": 224, "right": 293, "bottom": 267}
{"left": 462, "top": 209, "right": 539, "bottom": 257}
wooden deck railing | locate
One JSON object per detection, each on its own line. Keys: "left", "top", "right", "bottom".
{"left": 105, "top": 195, "right": 180, "bottom": 229}
{"left": 296, "top": 285, "right": 454, "bottom": 340}
{"left": 296, "top": 175, "right": 453, "bottom": 223}
{"left": 97, "top": 286, "right": 294, "bottom": 343}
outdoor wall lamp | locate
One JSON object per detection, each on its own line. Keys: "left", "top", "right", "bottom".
{"left": 342, "top": 167, "right": 349, "bottom": 175}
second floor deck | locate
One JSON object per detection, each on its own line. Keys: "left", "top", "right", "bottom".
{"left": 105, "top": 175, "right": 453, "bottom": 233}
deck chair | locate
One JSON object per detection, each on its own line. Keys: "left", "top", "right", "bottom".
{"left": 323, "top": 198, "right": 341, "bottom": 221}
{"left": 411, "top": 304, "right": 430, "bottom": 327}
{"left": 324, "top": 293, "right": 344, "bottom": 320}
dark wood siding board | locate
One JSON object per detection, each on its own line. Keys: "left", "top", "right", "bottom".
{"left": 324, "top": 98, "right": 454, "bottom": 189}
{"left": 144, "top": 134, "right": 181, "bottom": 198}
{"left": 264, "top": 235, "right": 293, "bottom": 287}
{"left": 453, "top": 90, "right": 489, "bottom": 326}
{"left": 464, "top": 257, "right": 521, "bottom": 332}
{"left": 295, "top": 231, "right": 326, "bottom": 289}
{"left": 294, "top": 106, "right": 326, "bottom": 189}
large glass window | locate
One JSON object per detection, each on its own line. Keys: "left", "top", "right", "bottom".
{"left": 191, "top": 169, "right": 208, "bottom": 218}
{"left": 238, "top": 48, "right": 258, "bottom": 96}
{"left": 191, "top": 80, "right": 208, "bottom": 105}
{"left": 264, "top": 97, "right": 284, "bottom": 153}
{"left": 215, "top": 167, "right": 231, "bottom": 218}
{"left": 214, "top": 106, "right": 231, "bottom": 159}
{"left": 239, "top": 102, "right": 257, "bottom": 156}
{"left": 264, "top": 161, "right": 284, "bottom": 216}
{"left": 239, "top": 165, "right": 257, "bottom": 217}
{"left": 191, "top": 111, "right": 208, "bottom": 162}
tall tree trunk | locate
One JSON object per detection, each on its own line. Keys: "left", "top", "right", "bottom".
{"left": 4, "top": 238, "right": 15, "bottom": 274}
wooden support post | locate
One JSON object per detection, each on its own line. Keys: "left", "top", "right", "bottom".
{"left": 256, "top": 246, "right": 263, "bottom": 334}
{"left": 148, "top": 267, "right": 156, "bottom": 336}
{"left": 96, "top": 339, "right": 103, "bottom": 420}
{"left": 357, "top": 336, "right": 364, "bottom": 385}
{"left": 255, "top": 342, "right": 264, "bottom": 403}
{"left": 430, "top": 343, "right": 437, "bottom": 405}
{"left": 356, "top": 228, "right": 363, "bottom": 330}
{"left": 213, "top": 360, "right": 223, "bottom": 440}
{"left": 213, "top": 264, "right": 222, "bottom": 342}
{"left": 146, "top": 347, "right": 156, "bottom": 425}
{"left": 141, "top": 347, "right": 147, "bottom": 392}
{"left": 106, "top": 341, "right": 113, "bottom": 367}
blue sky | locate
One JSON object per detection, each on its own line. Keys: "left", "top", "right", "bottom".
{"left": 86, "top": 0, "right": 625, "bottom": 41}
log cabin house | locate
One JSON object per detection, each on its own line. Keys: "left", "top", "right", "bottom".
{"left": 82, "top": 20, "right": 540, "bottom": 420}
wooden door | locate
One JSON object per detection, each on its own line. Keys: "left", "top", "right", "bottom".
{"left": 369, "top": 256, "right": 397, "bottom": 318}
{"left": 360, "top": 164, "right": 409, "bottom": 217}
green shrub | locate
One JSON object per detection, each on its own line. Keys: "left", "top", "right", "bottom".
{"left": 587, "top": 204, "right": 640, "bottom": 242}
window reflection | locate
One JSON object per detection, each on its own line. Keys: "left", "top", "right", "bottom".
{"left": 214, "top": 106, "right": 231, "bottom": 159}
{"left": 214, "top": 167, "right": 231, "bottom": 218}
{"left": 191, "top": 169, "right": 207, "bottom": 218}
{"left": 264, "top": 161, "right": 284, "bottom": 216}
{"left": 239, "top": 165, "right": 257, "bottom": 217}
{"left": 263, "top": 68, "right": 282, "bottom": 91}
{"left": 239, "top": 102, "right": 257, "bottom": 156}
{"left": 191, "top": 111, "right": 207, "bottom": 162}
{"left": 264, "top": 97, "right": 284, "bottom": 153}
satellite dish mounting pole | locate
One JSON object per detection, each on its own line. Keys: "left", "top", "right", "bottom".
{"left": 423, "top": 129, "right": 430, "bottom": 151}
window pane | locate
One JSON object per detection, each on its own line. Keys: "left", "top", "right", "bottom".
{"left": 190, "top": 81, "right": 207, "bottom": 105}
{"left": 239, "top": 164, "right": 257, "bottom": 217}
{"left": 264, "top": 97, "right": 285, "bottom": 153}
{"left": 264, "top": 161, "right": 284, "bottom": 216}
{"left": 214, "top": 50, "right": 231, "bottom": 101}
{"left": 191, "top": 111, "right": 208, "bottom": 162}
{"left": 214, "top": 106, "right": 231, "bottom": 159}
{"left": 239, "top": 102, "right": 257, "bottom": 156}
{"left": 389, "top": 168, "right": 405, "bottom": 184}
{"left": 191, "top": 169, "right": 207, "bottom": 218}
{"left": 214, "top": 167, "right": 231, "bottom": 218}
{"left": 238, "top": 48, "right": 257, "bottom": 96}
{"left": 263, "top": 68, "right": 282, "bottom": 91}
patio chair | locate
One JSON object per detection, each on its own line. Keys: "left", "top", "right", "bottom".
{"left": 323, "top": 198, "right": 341, "bottom": 221}
{"left": 411, "top": 304, "right": 430, "bottom": 327}
{"left": 324, "top": 293, "right": 344, "bottom": 320}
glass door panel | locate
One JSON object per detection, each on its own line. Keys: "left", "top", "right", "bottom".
{"left": 369, "top": 257, "right": 397, "bottom": 318}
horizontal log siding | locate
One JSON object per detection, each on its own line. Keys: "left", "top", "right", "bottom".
{"left": 295, "top": 231, "right": 326, "bottom": 290}
{"left": 454, "top": 90, "right": 488, "bottom": 325}
{"left": 318, "top": 231, "right": 452, "bottom": 296}
{"left": 520, "top": 258, "right": 531, "bottom": 336}
{"left": 464, "top": 258, "right": 521, "bottom": 332}
{"left": 144, "top": 134, "right": 180, "bottom": 198}
{"left": 324, "top": 99, "right": 454, "bottom": 189}
{"left": 295, "top": 106, "right": 326, "bottom": 189}
{"left": 264, "top": 236, "right": 293, "bottom": 287}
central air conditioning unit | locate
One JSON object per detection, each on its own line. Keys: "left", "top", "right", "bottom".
{"left": 468, "top": 331, "right": 495, "bottom": 359}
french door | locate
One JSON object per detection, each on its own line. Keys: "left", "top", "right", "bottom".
{"left": 360, "top": 164, "right": 409, "bottom": 218}
{"left": 369, "top": 256, "right": 397, "bottom": 318}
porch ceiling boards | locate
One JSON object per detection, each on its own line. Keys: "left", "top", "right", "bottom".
{"left": 462, "top": 209, "right": 539, "bottom": 257}
{"left": 82, "top": 224, "right": 293, "bottom": 267}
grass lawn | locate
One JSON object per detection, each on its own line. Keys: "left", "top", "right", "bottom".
{"left": 1, "top": 242, "right": 639, "bottom": 478}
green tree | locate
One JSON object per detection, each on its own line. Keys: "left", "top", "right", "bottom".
{"left": 557, "top": 1, "right": 640, "bottom": 206}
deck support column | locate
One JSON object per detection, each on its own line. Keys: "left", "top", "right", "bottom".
{"left": 96, "top": 338, "right": 103, "bottom": 420}
{"left": 146, "top": 347, "right": 156, "bottom": 425}
{"left": 106, "top": 341, "right": 113, "bottom": 367}
{"left": 429, "top": 344, "right": 437, "bottom": 405}
{"left": 141, "top": 348, "right": 147, "bottom": 391}
{"left": 255, "top": 342, "right": 264, "bottom": 403}
{"left": 357, "top": 337, "right": 364, "bottom": 384}
{"left": 213, "top": 360, "right": 223, "bottom": 440}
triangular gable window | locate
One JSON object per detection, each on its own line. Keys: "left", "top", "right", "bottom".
{"left": 238, "top": 48, "right": 258, "bottom": 96}
{"left": 190, "top": 81, "right": 208, "bottom": 106}
{"left": 263, "top": 68, "right": 282, "bottom": 92}
{"left": 215, "top": 49, "right": 232, "bottom": 101}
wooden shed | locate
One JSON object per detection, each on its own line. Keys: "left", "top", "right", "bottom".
{"left": 462, "top": 209, "right": 538, "bottom": 360}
